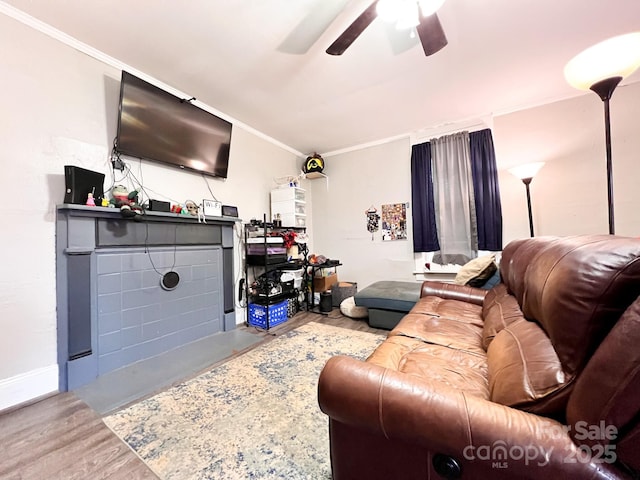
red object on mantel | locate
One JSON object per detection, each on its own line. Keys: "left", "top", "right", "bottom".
{"left": 425, "top": 262, "right": 431, "bottom": 271}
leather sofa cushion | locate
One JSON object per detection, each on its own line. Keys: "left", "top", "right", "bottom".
{"left": 366, "top": 296, "right": 489, "bottom": 400}
{"left": 487, "top": 318, "right": 566, "bottom": 412}
{"left": 407, "top": 295, "right": 484, "bottom": 326}
{"left": 390, "top": 297, "right": 485, "bottom": 356}
{"left": 367, "top": 335, "right": 489, "bottom": 399}
{"left": 521, "top": 235, "right": 640, "bottom": 375}
{"left": 503, "top": 236, "right": 558, "bottom": 304}
{"left": 481, "top": 284, "right": 524, "bottom": 349}
{"left": 566, "top": 296, "right": 640, "bottom": 471}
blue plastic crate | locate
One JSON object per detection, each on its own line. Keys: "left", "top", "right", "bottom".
{"left": 248, "top": 300, "right": 288, "bottom": 329}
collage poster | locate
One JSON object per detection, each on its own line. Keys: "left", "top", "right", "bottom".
{"left": 381, "top": 203, "right": 407, "bottom": 241}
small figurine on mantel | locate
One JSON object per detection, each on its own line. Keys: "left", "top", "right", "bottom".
{"left": 183, "top": 200, "right": 206, "bottom": 223}
{"left": 85, "top": 190, "right": 96, "bottom": 207}
{"left": 110, "top": 184, "right": 142, "bottom": 217}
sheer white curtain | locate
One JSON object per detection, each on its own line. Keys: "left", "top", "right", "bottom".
{"left": 431, "top": 132, "right": 478, "bottom": 265}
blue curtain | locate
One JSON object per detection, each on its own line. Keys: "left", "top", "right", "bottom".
{"left": 469, "top": 129, "right": 503, "bottom": 251}
{"left": 411, "top": 142, "right": 440, "bottom": 252}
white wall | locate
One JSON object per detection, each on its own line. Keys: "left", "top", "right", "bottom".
{"left": 0, "top": 13, "right": 299, "bottom": 409}
{"left": 309, "top": 138, "right": 416, "bottom": 289}
{"left": 494, "top": 80, "right": 640, "bottom": 242}
{"left": 311, "top": 81, "right": 640, "bottom": 291}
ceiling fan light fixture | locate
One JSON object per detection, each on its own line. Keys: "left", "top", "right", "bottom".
{"left": 376, "top": 0, "right": 420, "bottom": 29}
{"left": 418, "top": 0, "right": 446, "bottom": 17}
{"left": 376, "top": 0, "right": 402, "bottom": 22}
{"left": 395, "top": 1, "right": 420, "bottom": 30}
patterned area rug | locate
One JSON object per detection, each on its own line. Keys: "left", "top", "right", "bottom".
{"left": 103, "top": 322, "right": 384, "bottom": 479}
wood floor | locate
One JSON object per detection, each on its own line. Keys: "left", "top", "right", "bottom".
{"left": 0, "top": 311, "right": 386, "bottom": 479}
{"left": 0, "top": 392, "right": 157, "bottom": 479}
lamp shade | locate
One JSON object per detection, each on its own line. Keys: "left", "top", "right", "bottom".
{"left": 508, "top": 162, "right": 545, "bottom": 180}
{"left": 564, "top": 32, "right": 640, "bottom": 90}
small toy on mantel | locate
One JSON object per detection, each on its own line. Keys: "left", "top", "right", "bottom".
{"left": 110, "top": 184, "right": 142, "bottom": 218}
{"left": 85, "top": 191, "right": 96, "bottom": 207}
{"left": 183, "top": 200, "right": 206, "bottom": 223}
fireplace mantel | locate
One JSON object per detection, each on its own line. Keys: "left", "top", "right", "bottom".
{"left": 56, "top": 205, "right": 240, "bottom": 391}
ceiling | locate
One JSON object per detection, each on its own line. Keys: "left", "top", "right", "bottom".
{"left": 4, "top": 0, "right": 640, "bottom": 155}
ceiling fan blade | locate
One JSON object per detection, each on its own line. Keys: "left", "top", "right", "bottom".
{"left": 416, "top": 13, "right": 448, "bottom": 56}
{"left": 326, "top": 1, "right": 378, "bottom": 56}
{"left": 278, "top": 0, "right": 349, "bottom": 55}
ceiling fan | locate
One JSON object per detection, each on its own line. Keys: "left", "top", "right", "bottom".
{"left": 326, "top": 0, "right": 448, "bottom": 56}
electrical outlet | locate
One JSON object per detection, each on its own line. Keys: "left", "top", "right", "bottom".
{"left": 202, "top": 199, "right": 222, "bottom": 217}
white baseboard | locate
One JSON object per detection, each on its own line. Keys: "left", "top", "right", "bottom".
{"left": 0, "top": 364, "right": 59, "bottom": 412}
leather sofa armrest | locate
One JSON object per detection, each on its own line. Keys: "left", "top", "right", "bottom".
{"left": 420, "top": 280, "right": 487, "bottom": 306}
{"left": 318, "top": 356, "right": 628, "bottom": 479}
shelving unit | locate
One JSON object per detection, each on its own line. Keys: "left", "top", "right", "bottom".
{"left": 307, "top": 261, "right": 342, "bottom": 314}
{"left": 244, "top": 213, "right": 307, "bottom": 331}
{"left": 270, "top": 187, "right": 306, "bottom": 228}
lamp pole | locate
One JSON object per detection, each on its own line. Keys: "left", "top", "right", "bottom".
{"left": 564, "top": 32, "right": 640, "bottom": 235}
{"left": 522, "top": 177, "right": 534, "bottom": 237}
{"left": 509, "top": 163, "right": 544, "bottom": 238}
{"left": 589, "top": 76, "right": 622, "bottom": 235}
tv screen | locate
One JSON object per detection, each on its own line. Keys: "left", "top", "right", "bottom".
{"left": 116, "top": 71, "right": 232, "bottom": 178}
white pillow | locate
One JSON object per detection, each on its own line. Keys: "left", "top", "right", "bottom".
{"left": 340, "top": 296, "right": 368, "bottom": 319}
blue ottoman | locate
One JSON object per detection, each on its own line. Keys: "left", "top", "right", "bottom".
{"left": 354, "top": 281, "right": 422, "bottom": 330}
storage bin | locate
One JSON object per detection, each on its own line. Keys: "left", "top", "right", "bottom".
{"left": 247, "top": 245, "right": 286, "bottom": 255}
{"left": 314, "top": 273, "right": 337, "bottom": 292}
{"left": 248, "top": 300, "right": 288, "bottom": 329}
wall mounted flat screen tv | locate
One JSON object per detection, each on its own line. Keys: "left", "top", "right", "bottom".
{"left": 116, "top": 71, "right": 232, "bottom": 178}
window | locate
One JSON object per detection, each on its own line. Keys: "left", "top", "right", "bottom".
{"left": 411, "top": 128, "right": 502, "bottom": 266}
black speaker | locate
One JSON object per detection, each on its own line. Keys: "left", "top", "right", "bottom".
{"left": 149, "top": 199, "right": 171, "bottom": 212}
{"left": 160, "top": 271, "right": 180, "bottom": 291}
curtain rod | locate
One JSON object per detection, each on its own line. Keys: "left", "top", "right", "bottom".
{"left": 411, "top": 119, "right": 492, "bottom": 145}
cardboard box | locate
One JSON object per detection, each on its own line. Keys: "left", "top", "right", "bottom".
{"left": 314, "top": 273, "right": 337, "bottom": 292}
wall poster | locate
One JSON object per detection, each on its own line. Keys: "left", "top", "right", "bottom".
{"left": 365, "top": 206, "right": 380, "bottom": 241}
{"left": 381, "top": 203, "right": 407, "bottom": 241}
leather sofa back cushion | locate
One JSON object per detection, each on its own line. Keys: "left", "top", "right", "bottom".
{"left": 502, "top": 236, "right": 558, "bottom": 304}
{"left": 487, "top": 318, "right": 566, "bottom": 413}
{"left": 566, "top": 296, "right": 640, "bottom": 470}
{"left": 481, "top": 284, "right": 524, "bottom": 349}
{"left": 521, "top": 235, "right": 640, "bottom": 375}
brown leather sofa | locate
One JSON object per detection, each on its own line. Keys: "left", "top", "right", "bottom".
{"left": 318, "top": 235, "right": 640, "bottom": 479}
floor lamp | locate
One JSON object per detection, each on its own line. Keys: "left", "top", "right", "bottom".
{"left": 509, "top": 162, "right": 545, "bottom": 237}
{"left": 564, "top": 32, "right": 640, "bottom": 235}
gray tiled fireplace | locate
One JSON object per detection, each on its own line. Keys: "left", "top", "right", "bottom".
{"left": 56, "top": 205, "right": 238, "bottom": 391}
